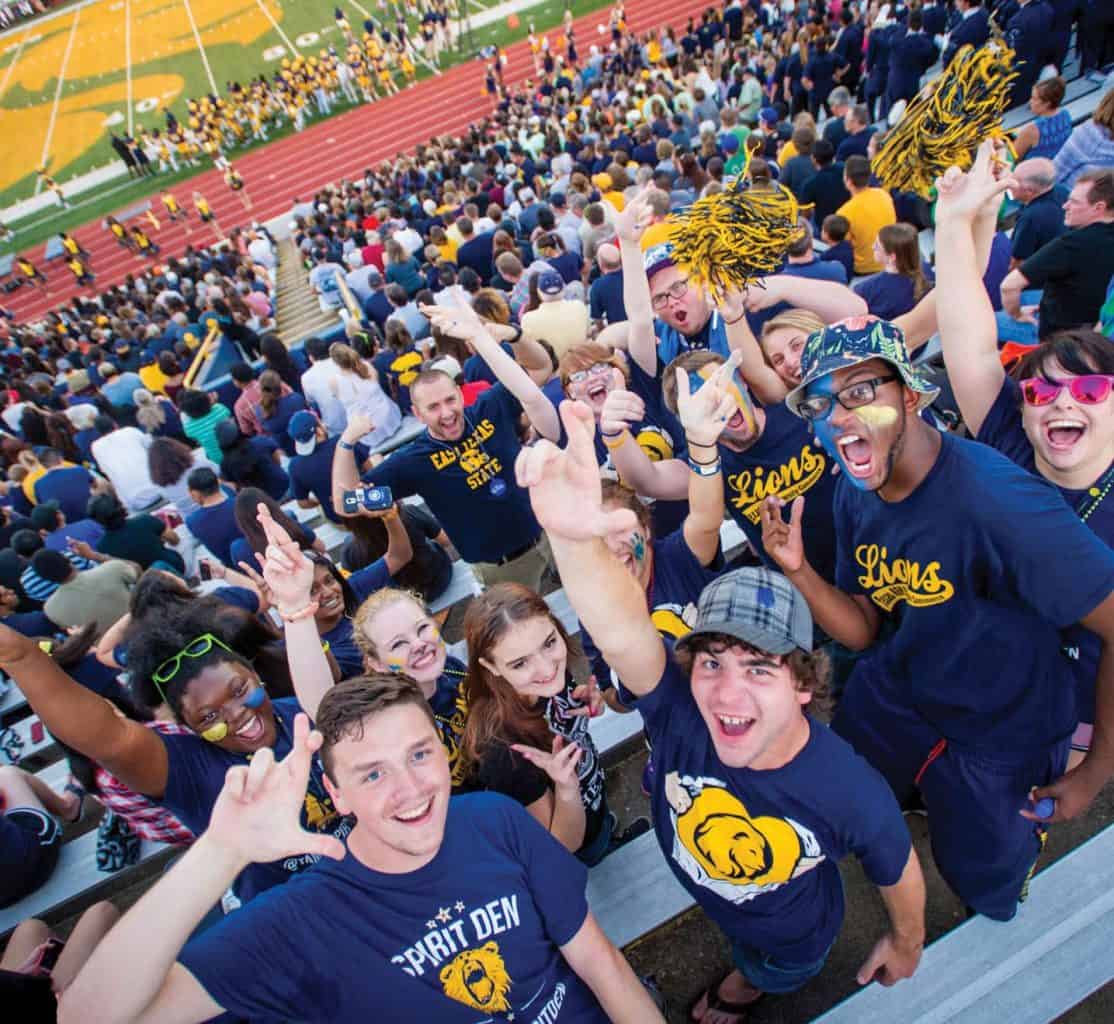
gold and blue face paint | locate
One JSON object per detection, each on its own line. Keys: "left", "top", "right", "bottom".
{"left": 804, "top": 380, "right": 881, "bottom": 492}
{"left": 689, "top": 363, "right": 758, "bottom": 438}
{"left": 200, "top": 684, "right": 267, "bottom": 744}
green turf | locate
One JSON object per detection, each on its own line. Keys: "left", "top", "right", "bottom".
{"left": 0, "top": 0, "right": 618, "bottom": 222}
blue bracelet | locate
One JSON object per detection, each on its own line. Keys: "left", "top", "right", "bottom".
{"left": 687, "top": 457, "right": 721, "bottom": 477}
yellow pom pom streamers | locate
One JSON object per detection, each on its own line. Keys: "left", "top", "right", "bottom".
{"left": 874, "top": 42, "right": 1018, "bottom": 197}
{"left": 668, "top": 183, "right": 803, "bottom": 303}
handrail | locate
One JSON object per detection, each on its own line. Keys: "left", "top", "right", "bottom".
{"left": 183, "top": 322, "right": 221, "bottom": 389}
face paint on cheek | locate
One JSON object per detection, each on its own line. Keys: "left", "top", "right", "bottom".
{"left": 386, "top": 658, "right": 405, "bottom": 673}
{"left": 853, "top": 404, "right": 898, "bottom": 429}
{"left": 200, "top": 721, "right": 229, "bottom": 743}
{"left": 726, "top": 366, "right": 758, "bottom": 435}
{"left": 242, "top": 686, "right": 266, "bottom": 710}
{"left": 631, "top": 532, "right": 646, "bottom": 563}
{"left": 810, "top": 417, "right": 874, "bottom": 492}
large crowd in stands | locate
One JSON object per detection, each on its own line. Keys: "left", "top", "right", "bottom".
{"left": 2, "top": 0, "right": 1114, "bottom": 1021}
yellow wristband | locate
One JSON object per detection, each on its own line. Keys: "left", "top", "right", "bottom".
{"left": 602, "top": 431, "right": 628, "bottom": 451}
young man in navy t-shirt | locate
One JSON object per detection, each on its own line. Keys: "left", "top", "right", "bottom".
{"left": 767, "top": 313, "right": 1114, "bottom": 921}
{"left": 519, "top": 401, "right": 926, "bottom": 1017}
{"left": 333, "top": 301, "right": 561, "bottom": 591}
{"left": 61, "top": 681, "right": 666, "bottom": 1023}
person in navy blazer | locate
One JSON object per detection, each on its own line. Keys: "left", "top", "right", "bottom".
{"left": 921, "top": 0, "right": 949, "bottom": 38}
{"left": 1004, "top": 0, "right": 1056, "bottom": 108}
{"left": 943, "top": 0, "right": 990, "bottom": 66}
{"left": 886, "top": 12, "right": 940, "bottom": 109}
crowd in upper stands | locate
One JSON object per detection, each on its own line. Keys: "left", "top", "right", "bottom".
{"left": 1, "top": 1, "right": 1114, "bottom": 1021}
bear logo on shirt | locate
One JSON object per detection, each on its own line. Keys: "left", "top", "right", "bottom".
{"left": 666, "top": 773, "right": 824, "bottom": 904}
{"left": 439, "top": 941, "right": 513, "bottom": 1013}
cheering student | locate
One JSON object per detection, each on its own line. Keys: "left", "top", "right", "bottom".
{"left": 160, "top": 189, "right": 190, "bottom": 234}
{"left": 332, "top": 301, "right": 561, "bottom": 591}
{"left": 517, "top": 399, "right": 925, "bottom": 1022}
{"left": 266, "top": 498, "right": 470, "bottom": 785}
{"left": 192, "top": 191, "right": 223, "bottom": 243}
{"left": 59, "top": 687, "right": 667, "bottom": 1023}
{"left": 759, "top": 252, "right": 1114, "bottom": 921}
{"left": 934, "top": 142, "right": 1114, "bottom": 770}
{"left": 0, "top": 614, "right": 352, "bottom": 905}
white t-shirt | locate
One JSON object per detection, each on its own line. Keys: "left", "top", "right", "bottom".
{"left": 90, "top": 427, "right": 161, "bottom": 512}
{"left": 301, "top": 359, "right": 348, "bottom": 436}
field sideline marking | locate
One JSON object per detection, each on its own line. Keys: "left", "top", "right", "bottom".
{"left": 37, "top": 9, "right": 81, "bottom": 190}
{"left": 254, "top": 0, "right": 299, "bottom": 54}
{"left": 0, "top": 27, "right": 30, "bottom": 104}
{"left": 182, "top": 0, "right": 218, "bottom": 94}
{"left": 125, "top": 0, "right": 133, "bottom": 133}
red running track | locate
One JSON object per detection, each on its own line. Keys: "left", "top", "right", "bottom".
{"left": 6, "top": 0, "right": 710, "bottom": 325}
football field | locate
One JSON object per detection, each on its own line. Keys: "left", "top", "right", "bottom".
{"left": 0, "top": 0, "right": 591, "bottom": 210}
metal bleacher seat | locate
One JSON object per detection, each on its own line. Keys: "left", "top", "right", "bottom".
{"left": 814, "top": 825, "right": 1114, "bottom": 1024}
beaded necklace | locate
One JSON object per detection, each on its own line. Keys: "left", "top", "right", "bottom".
{"left": 1076, "top": 464, "right": 1114, "bottom": 524}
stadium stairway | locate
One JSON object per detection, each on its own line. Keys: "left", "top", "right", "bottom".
{"left": 274, "top": 238, "right": 338, "bottom": 348}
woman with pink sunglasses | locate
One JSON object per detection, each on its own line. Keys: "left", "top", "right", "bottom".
{"left": 935, "top": 144, "right": 1114, "bottom": 769}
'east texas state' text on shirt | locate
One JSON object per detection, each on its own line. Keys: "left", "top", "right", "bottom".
{"left": 976, "top": 376, "right": 1114, "bottom": 726}
{"left": 634, "top": 646, "right": 910, "bottom": 962}
{"left": 365, "top": 384, "right": 541, "bottom": 564}
{"left": 720, "top": 403, "right": 839, "bottom": 583}
{"left": 179, "top": 794, "right": 607, "bottom": 1023}
{"left": 158, "top": 698, "right": 351, "bottom": 903}
{"left": 835, "top": 432, "right": 1114, "bottom": 750}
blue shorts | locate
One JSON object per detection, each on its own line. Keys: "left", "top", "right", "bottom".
{"left": 731, "top": 940, "right": 832, "bottom": 994}
{"left": 833, "top": 674, "right": 1068, "bottom": 921}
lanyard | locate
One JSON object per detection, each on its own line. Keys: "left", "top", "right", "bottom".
{"left": 1076, "top": 464, "right": 1114, "bottom": 524}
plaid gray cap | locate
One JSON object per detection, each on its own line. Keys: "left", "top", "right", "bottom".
{"left": 675, "top": 568, "right": 813, "bottom": 657}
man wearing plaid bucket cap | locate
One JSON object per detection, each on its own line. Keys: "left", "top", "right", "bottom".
{"left": 761, "top": 314, "right": 1114, "bottom": 922}
{"left": 519, "top": 400, "right": 926, "bottom": 1020}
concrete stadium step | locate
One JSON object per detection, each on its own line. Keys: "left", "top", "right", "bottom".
{"left": 274, "top": 238, "right": 338, "bottom": 347}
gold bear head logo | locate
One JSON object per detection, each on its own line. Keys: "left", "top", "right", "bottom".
{"left": 439, "top": 941, "right": 513, "bottom": 1013}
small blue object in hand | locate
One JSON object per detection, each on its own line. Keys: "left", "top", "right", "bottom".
{"left": 1028, "top": 796, "right": 1055, "bottom": 820}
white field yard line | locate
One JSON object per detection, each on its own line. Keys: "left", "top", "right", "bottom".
{"left": 0, "top": 28, "right": 31, "bottom": 105}
{"left": 37, "top": 8, "right": 81, "bottom": 191}
{"left": 125, "top": 0, "right": 133, "bottom": 133}
{"left": 255, "top": 0, "right": 299, "bottom": 55}
{"left": 182, "top": 0, "right": 218, "bottom": 94}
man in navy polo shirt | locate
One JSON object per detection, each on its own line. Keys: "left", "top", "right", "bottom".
{"left": 1009, "top": 158, "right": 1068, "bottom": 268}
{"left": 288, "top": 411, "right": 372, "bottom": 525}
{"left": 29, "top": 501, "right": 104, "bottom": 554}
{"left": 184, "top": 469, "right": 241, "bottom": 568}
{"left": 333, "top": 302, "right": 560, "bottom": 590}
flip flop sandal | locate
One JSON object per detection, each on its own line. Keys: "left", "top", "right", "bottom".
{"left": 692, "top": 980, "right": 764, "bottom": 1024}
{"left": 62, "top": 782, "right": 89, "bottom": 823}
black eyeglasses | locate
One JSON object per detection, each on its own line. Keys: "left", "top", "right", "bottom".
{"left": 797, "top": 375, "right": 898, "bottom": 422}
{"left": 650, "top": 278, "right": 690, "bottom": 310}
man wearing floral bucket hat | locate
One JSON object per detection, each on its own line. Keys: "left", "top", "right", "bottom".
{"left": 762, "top": 313, "right": 1114, "bottom": 922}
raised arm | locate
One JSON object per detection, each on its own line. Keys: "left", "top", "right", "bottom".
{"left": 516, "top": 401, "right": 666, "bottom": 695}
{"left": 748, "top": 274, "right": 868, "bottom": 323}
{"left": 720, "top": 289, "right": 788, "bottom": 405}
{"left": 60, "top": 716, "right": 345, "bottom": 1024}
{"left": 599, "top": 389, "right": 690, "bottom": 500}
{"left": 614, "top": 187, "right": 660, "bottom": 377}
{"left": 249, "top": 504, "right": 333, "bottom": 721}
{"left": 760, "top": 496, "right": 881, "bottom": 650}
{"left": 379, "top": 504, "right": 414, "bottom": 576}
{"left": 932, "top": 142, "right": 1015, "bottom": 436}
{"left": 422, "top": 303, "right": 561, "bottom": 442}
{"left": 331, "top": 415, "right": 370, "bottom": 515}
{"left": 674, "top": 353, "right": 743, "bottom": 567}
{"left": 0, "top": 626, "right": 169, "bottom": 797}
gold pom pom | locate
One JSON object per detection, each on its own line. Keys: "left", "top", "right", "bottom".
{"left": 874, "top": 42, "right": 1019, "bottom": 197}
{"left": 668, "top": 181, "right": 803, "bottom": 302}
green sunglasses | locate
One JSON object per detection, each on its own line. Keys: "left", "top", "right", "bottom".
{"left": 152, "top": 633, "right": 235, "bottom": 704}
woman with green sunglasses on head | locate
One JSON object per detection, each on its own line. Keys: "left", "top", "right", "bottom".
{"left": 0, "top": 601, "right": 353, "bottom": 904}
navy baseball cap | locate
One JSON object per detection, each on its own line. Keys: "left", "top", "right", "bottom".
{"left": 288, "top": 410, "right": 319, "bottom": 455}
{"left": 675, "top": 568, "right": 814, "bottom": 656}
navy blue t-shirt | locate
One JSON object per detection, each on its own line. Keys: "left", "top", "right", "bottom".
{"left": 582, "top": 528, "right": 722, "bottom": 692}
{"left": 249, "top": 436, "right": 290, "bottom": 500}
{"left": 178, "top": 793, "right": 605, "bottom": 1022}
{"left": 158, "top": 698, "right": 351, "bottom": 901}
{"left": 721, "top": 404, "right": 838, "bottom": 583}
{"left": 228, "top": 528, "right": 315, "bottom": 577}
{"left": 588, "top": 270, "right": 627, "bottom": 324}
{"left": 976, "top": 376, "right": 1114, "bottom": 723}
{"left": 854, "top": 269, "right": 933, "bottom": 321}
{"left": 634, "top": 645, "right": 910, "bottom": 961}
{"left": 43, "top": 518, "right": 104, "bottom": 553}
{"left": 289, "top": 436, "right": 370, "bottom": 525}
{"left": 364, "top": 385, "right": 541, "bottom": 564}
{"left": 463, "top": 341, "right": 515, "bottom": 386}
{"left": 260, "top": 392, "right": 310, "bottom": 456}
{"left": 185, "top": 495, "right": 242, "bottom": 568}
{"left": 33, "top": 466, "right": 93, "bottom": 523}
{"left": 835, "top": 432, "right": 1114, "bottom": 749}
